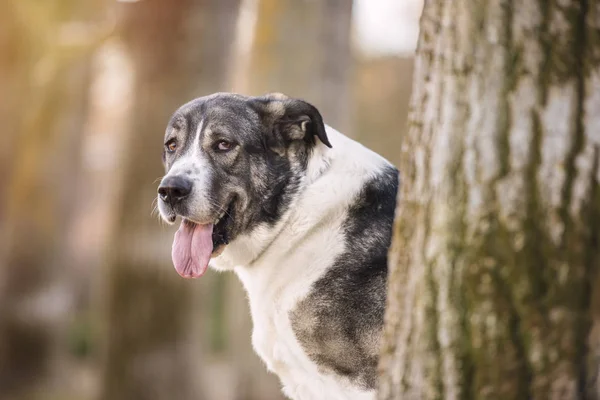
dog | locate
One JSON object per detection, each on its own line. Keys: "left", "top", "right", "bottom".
{"left": 157, "top": 93, "right": 398, "bottom": 400}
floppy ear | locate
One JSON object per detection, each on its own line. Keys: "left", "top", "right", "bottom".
{"left": 253, "top": 93, "right": 332, "bottom": 149}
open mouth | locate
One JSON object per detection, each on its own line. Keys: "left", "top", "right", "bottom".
{"left": 170, "top": 199, "right": 234, "bottom": 279}
{"left": 209, "top": 199, "right": 234, "bottom": 255}
{"left": 182, "top": 198, "right": 235, "bottom": 253}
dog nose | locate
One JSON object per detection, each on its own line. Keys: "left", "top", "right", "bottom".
{"left": 158, "top": 176, "right": 193, "bottom": 205}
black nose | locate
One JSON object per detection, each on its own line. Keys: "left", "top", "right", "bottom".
{"left": 158, "top": 175, "right": 193, "bottom": 205}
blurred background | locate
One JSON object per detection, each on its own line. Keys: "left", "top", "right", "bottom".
{"left": 0, "top": 0, "right": 421, "bottom": 399}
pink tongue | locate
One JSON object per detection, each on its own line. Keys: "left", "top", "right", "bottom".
{"left": 172, "top": 221, "right": 214, "bottom": 279}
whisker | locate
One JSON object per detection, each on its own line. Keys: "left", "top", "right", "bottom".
{"left": 204, "top": 198, "right": 236, "bottom": 223}
{"left": 150, "top": 195, "right": 236, "bottom": 225}
{"left": 150, "top": 197, "right": 171, "bottom": 227}
{"left": 150, "top": 197, "right": 159, "bottom": 216}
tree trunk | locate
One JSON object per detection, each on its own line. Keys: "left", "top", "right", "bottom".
{"left": 98, "top": 1, "right": 239, "bottom": 399}
{"left": 379, "top": 0, "right": 600, "bottom": 399}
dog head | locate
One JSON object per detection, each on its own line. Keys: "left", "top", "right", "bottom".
{"left": 157, "top": 92, "right": 331, "bottom": 278}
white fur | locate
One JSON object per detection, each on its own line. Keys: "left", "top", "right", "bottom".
{"left": 161, "top": 119, "right": 215, "bottom": 221}
{"left": 211, "top": 126, "right": 392, "bottom": 400}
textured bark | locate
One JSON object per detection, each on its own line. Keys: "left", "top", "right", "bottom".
{"left": 379, "top": 0, "right": 600, "bottom": 399}
{"left": 98, "top": 1, "right": 239, "bottom": 399}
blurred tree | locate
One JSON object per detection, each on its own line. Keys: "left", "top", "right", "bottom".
{"left": 354, "top": 56, "right": 413, "bottom": 166}
{"left": 98, "top": 1, "right": 240, "bottom": 399}
{"left": 0, "top": 1, "right": 105, "bottom": 398}
{"left": 0, "top": 1, "right": 25, "bottom": 218}
{"left": 238, "top": 0, "right": 354, "bottom": 135}
{"left": 379, "top": 0, "right": 600, "bottom": 398}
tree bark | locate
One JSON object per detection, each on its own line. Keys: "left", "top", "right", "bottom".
{"left": 379, "top": 0, "right": 600, "bottom": 399}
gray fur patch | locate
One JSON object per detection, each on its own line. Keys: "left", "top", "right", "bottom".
{"left": 290, "top": 165, "right": 399, "bottom": 389}
{"left": 159, "top": 93, "right": 332, "bottom": 250}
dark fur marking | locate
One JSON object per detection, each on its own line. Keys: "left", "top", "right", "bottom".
{"left": 290, "top": 165, "right": 399, "bottom": 390}
{"left": 163, "top": 93, "right": 324, "bottom": 246}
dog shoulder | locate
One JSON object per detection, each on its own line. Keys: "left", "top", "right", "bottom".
{"left": 289, "top": 160, "right": 399, "bottom": 390}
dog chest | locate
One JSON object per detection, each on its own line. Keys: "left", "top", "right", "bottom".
{"left": 248, "top": 295, "right": 375, "bottom": 400}
{"left": 235, "top": 256, "right": 376, "bottom": 400}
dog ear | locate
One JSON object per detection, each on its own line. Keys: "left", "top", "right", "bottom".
{"left": 253, "top": 93, "right": 332, "bottom": 150}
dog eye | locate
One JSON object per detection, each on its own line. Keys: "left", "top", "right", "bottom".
{"left": 165, "top": 139, "right": 177, "bottom": 153}
{"left": 215, "top": 140, "right": 234, "bottom": 152}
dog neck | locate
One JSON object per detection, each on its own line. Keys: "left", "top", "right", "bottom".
{"left": 210, "top": 137, "right": 334, "bottom": 271}
{"left": 211, "top": 125, "right": 387, "bottom": 278}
